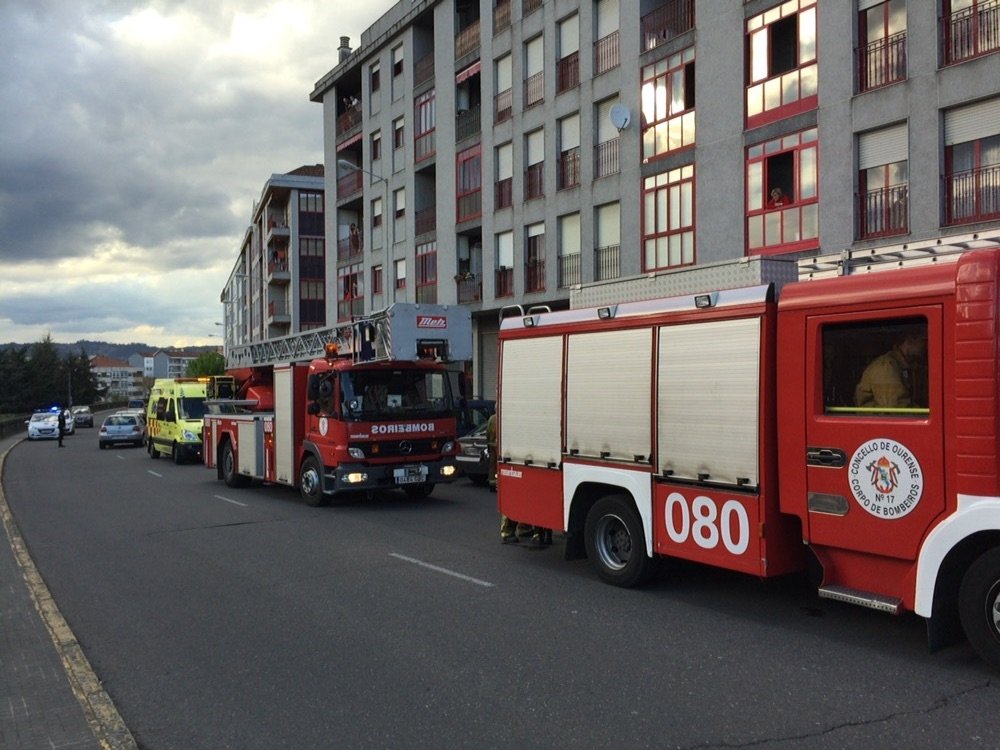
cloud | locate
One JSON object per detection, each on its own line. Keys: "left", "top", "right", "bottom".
{"left": 0, "top": 0, "right": 390, "bottom": 346}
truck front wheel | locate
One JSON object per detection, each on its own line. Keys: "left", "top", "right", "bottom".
{"left": 221, "top": 440, "right": 251, "bottom": 489}
{"left": 959, "top": 547, "right": 1000, "bottom": 671}
{"left": 584, "top": 495, "right": 652, "bottom": 588}
{"left": 299, "top": 456, "right": 329, "bottom": 507}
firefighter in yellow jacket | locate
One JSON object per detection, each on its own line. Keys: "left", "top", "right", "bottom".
{"left": 855, "top": 329, "right": 926, "bottom": 408}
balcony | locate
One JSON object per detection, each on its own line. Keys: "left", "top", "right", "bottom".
{"left": 337, "top": 170, "right": 363, "bottom": 200}
{"left": 456, "top": 104, "right": 481, "bottom": 142}
{"left": 524, "top": 71, "right": 544, "bottom": 109}
{"left": 494, "top": 0, "right": 511, "bottom": 33}
{"left": 415, "top": 129, "right": 436, "bottom": 162}
{"left": 495, "top": 267, "right": 514, "bottom": 298}
{"left": 557, "top": 52, "right": 580, "bottom": 94}
{"left": 336, "top": 106, "right": 362, "bottom": 138}
{"left": 337, "top": 297, "right": 364, "bottom": 322}
{"left": 944, "top": 164, "right": 1000, "bottom": 225}
{"left": 495, "top": 177, "right": 512, "bottom": 209}
{"left": 456, "top": 273, "right": 482, "bottom": 303}
{"left": 268, "top": 300, "right": 291, "bottom": 324}
{"left": 557, "top": 148, "right": 580, "bottom": 190}
{"left": 858, "top": 184, "right": 908, "bottom": 239}
{"left": 859, "top": 31, "right": 906, "bottom": 92}
{"left": 415, "top": 205, "right": 437, "bottom": 236}
{"left": 942, "top": 0, "right": 1000, "bottom": 65}
{"left": 523, "top": 0, "right": 542, "bottom": 16}
{"left": 642, "top": 0, "right": 695, "bottom": 52}
{"left": 455, "top": 20, "right": 481, "bottom": 60}
{"left": 337, "top": 235, "right": 364, "bottom": 262}
{"left": 524, "top": 258, "right": 545, "bottom": 293}
{"left": 267, "top": 255, "right": 290, "bottom": 282}
{"left": 595, "top": 244, "right": 621, "bottom": 281}
{"left": 594, "top": 138, "right": 620, "bottom": 179}
{"left": 525, "top": 163, "right": 544, "bottom": 200}
{"left": 558, "top": 253, "right": 581, "bottom": 288}
{"left": 457, "top": 189, "right": 482, "bottom": 224}
{"left": 414, "top": 52, "right": 435, "bottom": 88}
{"left": 594, "top": 31, "right": 620, "bottom": 76}
{"left": 494, "top": 88, "right": 513, "bottom": 123}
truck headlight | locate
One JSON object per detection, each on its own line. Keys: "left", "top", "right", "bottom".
{"left": 442, "top": 441, "right": 455, "bottom": 454}
{"left": 348, "top": 447, "right": 366, "bottom": 459}
{"left": 440, "top": 465, "right": 457, "bottom": 477}
{"left": 345, "top": 472, "right": 368, "bottom": 484}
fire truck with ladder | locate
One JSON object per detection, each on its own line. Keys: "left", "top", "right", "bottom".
{"left": 496, "top": 230, "right": 1000, "bottom": 670}
{"left": 203, "top": 303, "right": 471, "bottom": 506}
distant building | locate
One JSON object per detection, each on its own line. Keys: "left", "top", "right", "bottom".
{"left": 221, "top": 165, "right": 326, "bottom": 358}
{"left": 90, "top": 356, "right": 144, "bottom": 402}
{"left": 127, "top": 350, "right": 202, "bottom": 379}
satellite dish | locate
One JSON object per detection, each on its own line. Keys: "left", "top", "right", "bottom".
{"left": 609, "top": 104, "right": 631, "bottom": 131}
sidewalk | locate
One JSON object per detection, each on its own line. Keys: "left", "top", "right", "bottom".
{"left": 0, "top": 433, "right": 136, "bottom": 749}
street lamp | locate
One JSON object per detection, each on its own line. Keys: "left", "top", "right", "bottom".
{"left": 337, "top": 159, "right": 394, "bottom": 304}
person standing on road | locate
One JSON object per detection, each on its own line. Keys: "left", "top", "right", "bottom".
{"left": 57, "top": 409, "right": 66, "bottom": 447}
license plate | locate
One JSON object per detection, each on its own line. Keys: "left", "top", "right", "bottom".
{"left": 393, "top": 466, "right": 427, "bottom": 485}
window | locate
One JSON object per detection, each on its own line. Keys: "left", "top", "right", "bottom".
{"left": 496, "top": 231, "right": 514, "bottom": 297}
{"left": 594, "top": 0, "right": 620, "bottom": 75}
{"left": 393, "top": 117, "right": 405, "bottom": 149}
{"left": 595, "top": 202, "right": 621, "bottom": 281}
{"left": 746, "top": 0, "right": 817, "bottom": 127}
{"left": 595, "top": 98, "right": 621, "bottom": 177}
{"left": 414, "top": 91, "right": 436, "bottom": 162}
{"left": 746, "top": 127, "right": 819, "bottom": 254}
{"left": 372, "top": 264, "right": 383, "bottom": 295}
{"left": 524, "top": 36, "right": 544, "bottom": 109}
{"left": 558, "top": 114, "right": 581, "bottom": 190}
{"left": 944, "top": 97, "right": 1000, "bottom": 224}
{"left": 942, "top": 0, "right": 1000, "bottom": 65}
{"left": 557, "top": 14, "right": 580, "bottom": 93}
{"left": 643, "top": 165, "right": 694, "bottom": 270}
{"left": 457, "top": 145, "right": 483, "bottom": 223}
{"left": 370, "top": 62, "right": 381, "bottom": 93}
{"left": 641, "top": 47, "right": 695, "bottom": 161}
{"left": 525, "top": 129, "right": 545, "bottom": 200}
{"left": 416, "top": 241, "right": 437, "bottom": 303}
{"left": 822, "top": 317, "right": 928, "bottom": 416}
{"left": 495, "top": 142, "right": 513, "bottom": 209}
{"left": 371, "top": 130, "right": 382, "bottom": 162}
{"left": 858, "top": 0, "right": 906, "bottom": 92}
{"left": 392, "top": 46, "right": 404, "bottom": 77}
{"left": 393, "top": 187, "right": 406, "bottom": 219}
{"left": 338, "top": 263, "right": 363, "bottom": 321}
{"left": 372, "top": 196, "right": 383, "bottom": 229}
{"left": 558, "top": 213, "right": 581, "bottom": 287}
{"left": 300, "top": 280, "right": 325, "bottom": 328}
{"left": 858, "top": 124, "right": 908, "bottom": 238}
{"left": 299, "top": 191, "right": 324, "bottom": 236}
{"left": 495, "top": 54, "right": 513, "bottom": 122}
{"left": 394, "top": 258, "right": 406, "bottom": 290}
{"left": 525, "top": 223, "right": 545, "bottom": 292}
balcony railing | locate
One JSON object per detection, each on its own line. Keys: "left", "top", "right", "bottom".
{"left": 525, "top": 163, "right": 544, "bottom": 200}
{"left": 494, "top": 0, "right": 511, "bottom": 32}
{"left": 336, "top": 106, "right": 362, "bottom": 136}
{"left": 268, "top": 300, "right": 290, "bottom": 321}
{"left": 496, "top": 267, "right": 515, "bottom": 298}
{"left": 337, "top": 171, "right": 363, "bottom": 199}
{"left": 525, "top": 258, "right": 545, "bottom": 293}
{"left": 523, "top": 0, "right": 542, "bottom": 16}
{"left": 337, "top": 236, "right": 364, "bottom": 262}
{"left": 337, "top": 297, "right": 364, "bottom": 322}
{"left": 455, "top": 20, "right": 481, "bottom": 60}
{"left": 942, "top": 0, "right": 1000, "bottom": 65}
{"left": 858, "top": 183, "right": 908, "bottom": 239}
{"left": 495, "top": 88, "right": 513, "bottom": 123}
{"left": 859, "top": 31, "right": 906, "bottom": 92}
{"left": 456, "top": 104, "right": 481, "bottom": 141}
{"left": 557, "top": 51, "right": 580, "bottom": 93}
{"left": 414, "top": 52, "right": 435, "bottom": 87}
{"left": 558, "top": 253, "right": 581, "bottom": 288}
{"left": 557, "top": 148, "right": 580, "bottom": 190}
{"left": 524, "top": 71, "right": 544, "bottom": 109}
{"left": 456, "top": 273, "right": 482, "bottom": 303}
{"left": 642, "top": 0, "right": 695, "bottom": 52}
{"left": 594, "top": 138, "right": 620, "bottom": 178}
{"left": 457, "top": 189, "right": 482, "bottom": 223}
{"left": 595, "top": 244, "right": 621, "bottom": 281}
{"left": 415, "top": 205, "right": 437, "bottom": 236}
{"left": 495, "top": 177, "right": 512, "bottom": 209}
{"left": 594, "top": 31, "right": 620, "bottom": 76}
{"left": 415, "top": 129, "right": 436, "bottom": 162}
{"left": 945, "top": 164, "right": 1000, "bottom": 225}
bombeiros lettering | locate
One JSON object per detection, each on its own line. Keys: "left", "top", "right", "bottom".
{"left": 371, "top": 422, "right": 435, "bottom": 435}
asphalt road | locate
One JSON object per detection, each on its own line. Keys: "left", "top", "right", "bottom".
{"left": 5, "top": 430, "right": 1000, "bottom": 749}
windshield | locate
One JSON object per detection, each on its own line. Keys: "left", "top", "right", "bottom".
{"left": 178, "top": 397, "right": 206, "bottom": 420}
{"left": 339, "top": 369, "right": 453, "bottom": 421}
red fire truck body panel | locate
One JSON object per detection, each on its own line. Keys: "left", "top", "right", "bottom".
{"left": 497, "top": 240, "right": 1000, "bottom": 668}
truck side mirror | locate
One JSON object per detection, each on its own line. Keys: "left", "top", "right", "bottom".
{"left": 307, "top": 402, "right": 321, "bottom": 415}
{"left": 307, "top": 375, "right": 320, "bottom": 401}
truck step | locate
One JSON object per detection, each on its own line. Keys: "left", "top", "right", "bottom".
{"left": 818, "top": 585, "right": 902, "bottom": 615}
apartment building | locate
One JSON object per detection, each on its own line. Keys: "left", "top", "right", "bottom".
{"left": 221, "top": 165, "right": 327, "bottom": 353}
{"left": 310, "top": 0, "right": 1000, "bottom": 398}
{"left": 89, "top": 356, "right": 145, "bottom": 403}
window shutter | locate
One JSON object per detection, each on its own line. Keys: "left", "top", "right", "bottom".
{"left": 944, "top": 98, "right": 1000, "bottom": 145}
{"left": 858, "top": 123, "right": 908, "bottom": 170}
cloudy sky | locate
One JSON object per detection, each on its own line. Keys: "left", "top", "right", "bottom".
{"left": 0, "top": 0, "right": 392, "bottom": 348}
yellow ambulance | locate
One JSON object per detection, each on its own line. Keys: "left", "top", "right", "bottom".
{"left": 146, "top": 378, "right": 210, "bottom": 464}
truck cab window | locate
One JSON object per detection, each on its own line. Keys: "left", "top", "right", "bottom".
{"left": 822, "top": 317, "right": 928, "bottom": 416}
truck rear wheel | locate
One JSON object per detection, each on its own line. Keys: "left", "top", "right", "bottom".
{"left": 584, "top": 495, "right": 652, "bottom": 588}
{"left": 221, "top": 440, "right": 251, "bottom": 489}
{"left": 299, "top": 456, "right": 329, "bottom": 507}
{"left": 959, "top": 547, "right": 1000, "bottom": 671}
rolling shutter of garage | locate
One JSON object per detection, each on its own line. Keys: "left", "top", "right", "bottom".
{"left": 944, "top": 98, "right": 1000, "bottom": 145}
{"left": 500, "top": 336, "right": 562, "bottom": 467}
{"left": 858, "top": 123, "right": 908, "bottom": 170}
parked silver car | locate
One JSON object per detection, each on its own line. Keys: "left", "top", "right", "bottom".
{"left": 98, "top": 413, "right": 145, "bottom": 449}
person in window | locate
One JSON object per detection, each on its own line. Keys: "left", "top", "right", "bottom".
{"left": 767, "top": 187, "right": 787, "bottom": 208}
{"left": 854, "top": 329, "right": 927, "bottom": 409}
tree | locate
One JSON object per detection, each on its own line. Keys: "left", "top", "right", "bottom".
{"left": 65, "top": 349, "right": 102, "bottom": 406}
{"left": 26, "top": 335, "right": 63, "bottom": 409}
{"left": 186, "top": 351, "right": 225, "bottom": 377}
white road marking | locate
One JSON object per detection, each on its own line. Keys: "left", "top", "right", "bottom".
{"left": 215, "top": 494, "right": 248, "bottom": 507}
{"left": 389, "top": 553, "right": 495, "bottom": 588}
{"left": 147, "top": 470, "right": 163, "bottom": 478}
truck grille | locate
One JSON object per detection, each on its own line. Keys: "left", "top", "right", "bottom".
{"left": 353, "top": 439, "right": 441, "bottom": 459}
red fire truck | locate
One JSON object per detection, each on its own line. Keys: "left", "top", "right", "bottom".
{"left": 496, "top": 230, "right": 1000, "bottom": 670}
{"left": 203, "top": 304, "right": 471, "bottom": 506}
